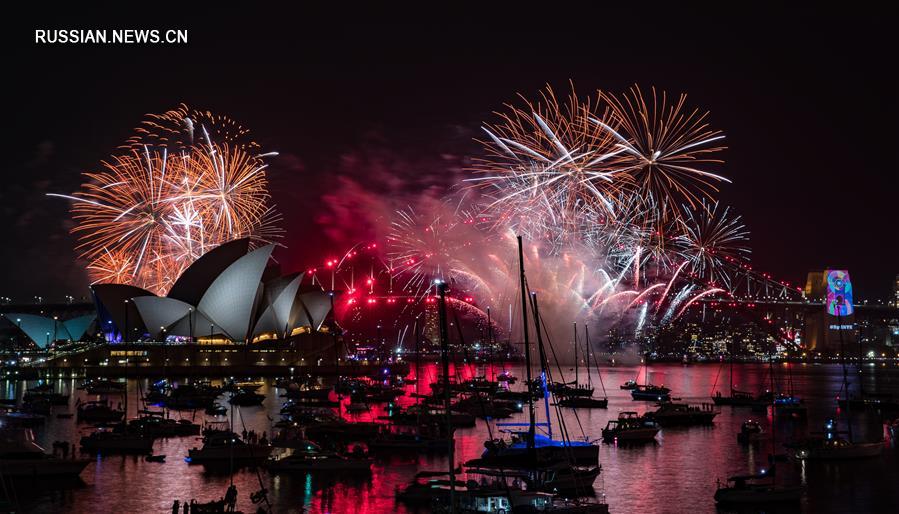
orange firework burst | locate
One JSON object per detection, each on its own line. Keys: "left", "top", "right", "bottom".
{"left": 121, "top": 103, "right": 260, "bottom": 154}
{"left": 599, "top": 85, "right": 728, "bottom": 218}
{"left": 51, "top": 108, "right": 281, "bottom": 295}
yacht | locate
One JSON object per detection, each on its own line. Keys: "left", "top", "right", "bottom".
{"left": 788, "top": 419, "right": 883, "bottom": 460}
{"left": 601, "top": 412, "right": 660, "bottom": 443}
{"left": 80, "top": 426, "right": 155, "bottom": 454}
{"left": 266, "top": 447, "right": 372, "bottom": 473}
{"left": 630, "top": 384, "right": 671, "bottom": 402}
{"left": 187, "top": 431, "right": 273, "bottom": 464}
{"left": 737, "top": 420, "right": 766, "bottom": 444}
{"left": 481, "top": 432, "right": 599, "bottom": 466}
{"left": 714, "top": 472, "right": 802, "bottom": 505}
{"left": 0, "top": 428, "right": 90, "bottom": 478}
{"left": 76, "top": 400, "right": 124, "bottom": 423}
{"left": 643, "top": 402, "right": 718, "bottom": 427}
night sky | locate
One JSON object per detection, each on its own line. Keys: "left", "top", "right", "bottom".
{"left": 5, "top": 5, "right": 896, "bottom": 302}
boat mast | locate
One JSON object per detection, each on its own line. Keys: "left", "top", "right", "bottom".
{"left": 584, "top": 325, "right": 591, "bottom": 389}
{"left": 837, "top": 300, "right": 853, "bottom": 443}
{"left": 436, "top": 279, "right": 456, "bottom": 511}
{"left": 517, "top": 236, "right": 536, "bottom": 452}
{"left": 730, "top": 336, "right": 735, "bottom": 396}
{"left": 530, "top": 291, "right": 553, "bottom": 441}
{"left": 573, "top": 322, "right": 578, "bottom": 385}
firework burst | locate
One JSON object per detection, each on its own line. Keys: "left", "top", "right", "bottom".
{"left": 468, "top": 85, "right": 627, "bottom": 248}
{"left": 597, "top": 85, "right": 728, "bottom": 218}
{"left": 51, "top": 108, "right": 281, "bottom": 295}
{"left": 672, "top": 201, "right": 750, "bottom": 290}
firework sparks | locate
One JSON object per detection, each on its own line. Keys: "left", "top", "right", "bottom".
{"left": 673, "top": 201, "right": 750, "bottom": 289}
{"left": 596, "top": 85, "right": 728, "bottom": 218}
{"left": 468, "top": 85, "right": 627, "bottom": 247}
{"left": 51, "top": 108, "right": 281, "bottom": 295}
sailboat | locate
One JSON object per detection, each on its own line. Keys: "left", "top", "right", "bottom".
{"left": 467, "top": 237, "right": 602, "bottom": 498}
{"left": 788, "top": 302, "right": 882, "bottom": 460}
{"left": 711, "top": 338, "right": 755, "bottom": 406}
{"left": 628, "top": 361, "right": 671, "bottom": 401}
{"left": 559, "top": 325, "right": 608, "bottom": 409}
{"left": 550, "top": 324, "right": 595, "bottom": 399}
{"left": 715, "top": 367, "right": 802, "bottom": 506}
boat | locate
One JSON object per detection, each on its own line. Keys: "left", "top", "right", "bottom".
{"left": 223, "top": 379, "right": 264, "bottom": 393}
{"left": 23, "top": 391, "right": 70, "bottom": 406}
{"left": 601, "top": 412, "right": 660, "bottom": 443}
{"left": 0, "top": 427, "right": 90, "bottom": 479}
{"left": 345, "top": 401, "right": 370, "bottom": 413}
{"left": 458, "top": 488, "right": 609, "bottom": 513}
{"left": 714, "top": 472, "right": 802, "bottom": 505}
{"left": 127, "top": 415, "right": 201, "bottom": 437}
{"left": 145, "top": 454, "right": 166, "bottom": 462}
{"left": 737, "top": 420, "right": 766, "bottom": 444}
{"left": 0, "top": 410, "right": 45, "bottom": 428}
{"left": 557, "top": 325, "right": 608, "bottom": 410}
{"left": 838, "top": 392, "right": 899, "bottom": 413}
{"left": 382, "top": 404, "right": 477, "bottom": 428}
{"left": 466, "top": 461, "right": 602, "bottom": 495}
{"left": 205, "top": 403, "right": 227, "bottom": 416}
{"left": 773, "top": 394, "right": 807, "bottom": 417}
{"left": 557, "top": 396, "right": 608, "bottom": 408}
{"left": 630, "top": 384, "right": 671, "bottom": 402}
{"left": 266, "top": 448, "right": 372, "bottom": 473}
{"left": 453, "top": 394, "right": 520, "bottom": 419}
{"left": 643, "top": 402, "right": 718, "bottom": 427}
{"left": 619, "top": 379, "right": 637, "bottom": 390}
{"left": 712, "top": 389, "right": 755, "bottom": 406}
{"left": 367, "top": 422, "right": 451, "bottom": 452}
{"left": 163, "top": 383, "right": 221, "bottom": 410}
{"left": 80, "top": 426, "right": 155, "bottom": 454}
{"left": 788, "top": 420, "right": 883, "bottom": 460}
{"left": 76, "top": 400, "right": 124, "bottom": 423}
{"left": 283, "top": 385, "right": 332, "bottom": 400}
{"left": 497, "top": 370, "right": 517, "bottom": 384}
{"left": 228, "top": 389, "right": 265, "bottom": 406}
{"left": 396, "top": 471, "right": 468, "bottom": 505}
{"left": 711, "top": 339, "right": 756, "bottom": 406}
{"left": 187, "top": 431, "right": 273, "bottom": 464}
{"left": 82, "top": 379, "right": 126, "bottom": 395}
{"left": 481, "top": 432, "right": 599, "bottom": 466}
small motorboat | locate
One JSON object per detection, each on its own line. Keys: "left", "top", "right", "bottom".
{"left": 644, "top": 402, "right": 718, "bottom": 427}
{"left": 187, "top": 432, "right": 272, "bottom": 464}
{"left": 205, "top": 403, "right": 227, "bottom": 416}
{"left": 558, "top": 396, "right": 609, "bottom": 409}
{"left": 228, "top": 390, "right": 265, "bottom": 406}
{"left": 737, "top": 420, "right": 766, "bottom": 444}
{"left": 266, "top": 448, "right": 372, "bottom": 473}
{"left": 630, "top": 384, "right": 671, "bottom": 402}
{"left": 80, "top": 427, "right": 155, "bottom": 454}
{"left": 346, "top": 402, "right": 370, "bottom": 413}
{"left": 602, "top": 412, "right": 660, "bottom": 444}
{"left": 788, "top": 418, "right": 883, "bottom": 460}
{"left": 0, "top": 427, "right": 91, "bottom": 478}
{"left": 715, "top": 472, "right": 801, "bottom": 505}
{"left": 619, "top": 380, "right": 638, "bottom": 390}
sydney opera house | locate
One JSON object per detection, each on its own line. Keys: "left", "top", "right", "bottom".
{"left": 89, "top": 238, "right": 333, "bottom": 345}
{"left": 1, "top": 238, "right": 343, "bottom": 374}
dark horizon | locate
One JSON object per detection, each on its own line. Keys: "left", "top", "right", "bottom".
{"left": 4, "top": 5, "right": 896, "bottom": 301}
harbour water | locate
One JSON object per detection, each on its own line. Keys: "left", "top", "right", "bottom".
{"left": 5, "top": 362, "right": 899, "bottom": 513}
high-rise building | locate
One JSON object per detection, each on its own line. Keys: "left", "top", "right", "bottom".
{"left": 804, "top": 269, "right": 857, "bottom": 352}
